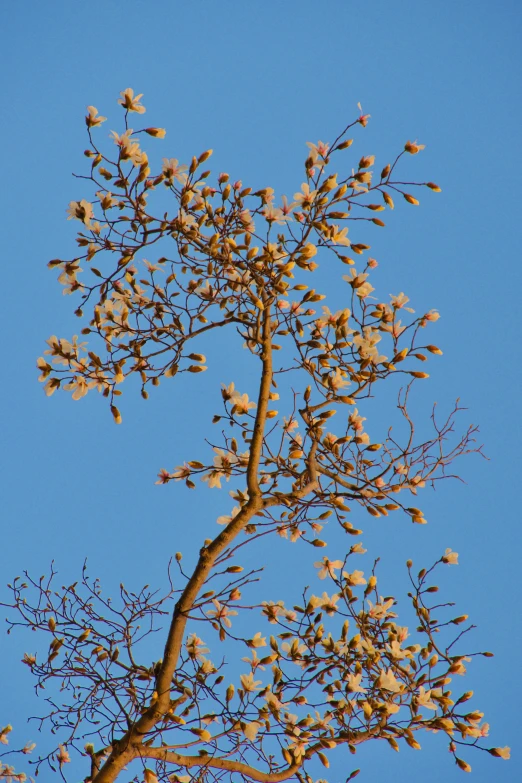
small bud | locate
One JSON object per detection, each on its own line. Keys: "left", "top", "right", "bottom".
{"left": 403, "top": 193, "right": 420, "bottom": 206}
{"left": 383, "top": 191, "right": 394, "bottom": 209}
{"left": 144, "top": 127, "right": 166, "bottom": 138}
{"left": 452, "top": 615, "right": 468, "bottom": 625}
{"left": 111, "top": 405, "right": 122, "bottom": 424}
{"left": 404, "top": 140, "right": 425, "bottom": 154}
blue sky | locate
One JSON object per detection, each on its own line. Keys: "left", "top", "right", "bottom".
{"left": 1, "top": 1, "right": 521, "bottom": 781}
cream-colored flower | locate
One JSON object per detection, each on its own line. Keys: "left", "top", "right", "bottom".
{"left": 416, "top": 686, "right": 437, "bottom": 710}
{"left": 67, "top": 199, "right": 94, "bottom": 227}
{"left": 352, "top": 327, "right": 386, "bottom": 363}
{"left": 367, "top": 598, "right": 396, "bottom": 620}
{"left": 293, "top": 183, "right": 317, "bottom": 209}
{"left": 249, "top": 632, "right": 267, "bottom": 648}
{"left": 186, "top": 634, "right": 210, "bottom": 658}
{"left": 263, "top": 204, "right": 289, "bottom": 224}
{"left": 96, "top": 191, "right": 116, "bottom": 210}
{"left": 386, "top": 640, "right": 410, "bottom": 660}
{"left": 240, "top": 672, "right": 262, "bottom": 692}
{"left": 202, "top": 470, "right": 225, "bottom": 489}
{"left": 343, "top": 570, "right": 366, "bottom": 586}
{"left": 162, "top": 158, "right": 188, "bottom": 184}
{"left": 217, "top": 505, "right": 240, "bottom": 525}
{"left": 63, "top": 376, "right": 91, "bottom": 401}
{"left": 57, "top": 744, "right": 71, "bottom": 767}
{"left": 390, "top": 292, "right": 414, "bottom": 311}
{"left": 346, "top": 673, "right": 366, "bottom": 693}
{"left": 213, "top": 448, "right": 238, "bottom": 471}
{"left": 348, "top": 408, "right": 366, "bottom": 432}
{"left": 118, "top": 88, "right": 146, "bottom": 114}
{"left": 243, "top": 722, "right": 261, "bottom": 741}
{"left": 261, "top": 601, "right": 285, "bottom": 624}
{"left": 311, "top": 592, "right": 340, "bottom": 615}
{"left": 43, "top": 378, "right": 60, "bottom": 397}
{"left": 314, "top": 557, "right": 344, "bottom": 580}
{"left": 221, "top": 382, "right": 237, "bottom": 401}
{"left": 327, "top": 367, "right": 351, "bottom": 393}
{"left": 306, "top": 140, "right": 330, "bottom": 165}
{"left": 315, "top": 306, "right": 351, "bottom": 330}
{"left": 85, "top": 105, "right": 107, "bottom": 128}
{"left": 330, "top": 226, "right": 351, "bottom": 246}
{"left": 171, "top": 463, "right": 191, "bottom": 480}
{"left": 442, "top": 548, "right": 458, "bottom": 565}
{"left": 231, "top": 393, "right": 256, "bottom": 416}
{"left": 377, "top": 669, "right": 402, "bottom": 693}
{"left": 110, "top": 130, "right": 143, "bottom": 165}
{"left": 381, "top": 319, "right": 407, "bottom": 339}
{"left": 195, "top": 280, "right": 216, "bottom": 299}
{"left": 208, "top": 600, "right": 237, "bottom": 627}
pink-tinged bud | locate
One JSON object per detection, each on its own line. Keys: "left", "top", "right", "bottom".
{"left": 368, "top": 258, "right": 378, "bottom": 268}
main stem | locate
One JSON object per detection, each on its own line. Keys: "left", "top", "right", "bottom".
{"left": 93, "top": 309, "right": 273, "bottom": 783}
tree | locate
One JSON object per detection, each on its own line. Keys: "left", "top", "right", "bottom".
{"left": 1, "top": 89, "right": 509, "bottom": 783}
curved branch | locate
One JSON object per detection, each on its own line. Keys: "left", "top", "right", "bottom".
{"left": 143, "top": 748, "right": 300, "bottom": 783}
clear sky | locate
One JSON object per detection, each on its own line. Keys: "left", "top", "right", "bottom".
{"left": 1, "top": 1, "right": 521, "bottom": 781}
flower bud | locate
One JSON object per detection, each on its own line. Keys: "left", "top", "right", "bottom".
{"left": 383, "top": 191, "right": 394, "bottom": 209}
{"left": 404, "top": 193, "right": 420, "bottom": 205}
{"left": 144, "top": 127, "right": 166, "bottom": 138}
{"left": 111, "top": 405, "right": 122, "bottom": 424}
